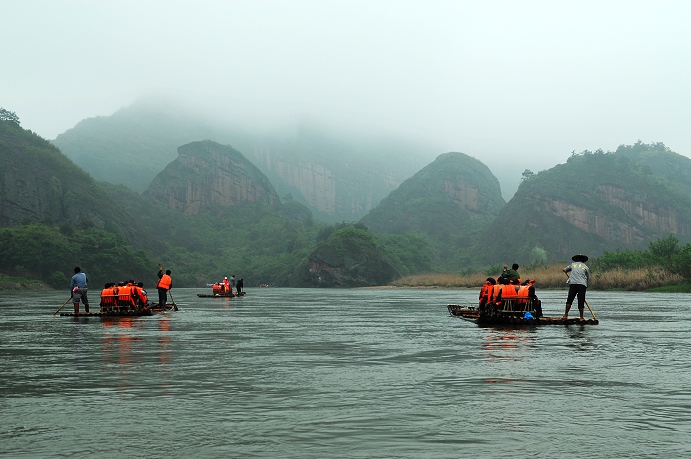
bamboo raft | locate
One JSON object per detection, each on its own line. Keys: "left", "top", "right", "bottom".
{"left": 59, "top": 303, "right": 177, "bottom": 317}
{"left": 197, "top": 291, "right": 246, "bottom": 298}
{"left": 447, "top": 304, "right": 599, "bottom": 326}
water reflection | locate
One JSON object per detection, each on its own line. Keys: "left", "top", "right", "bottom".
{"left": 101, "top": 317, "right": 142, "bottom": 366}
{"left": 483, "top": 328, "right": 532, "bottom": 360}
{"left": 158, "top": 315, "right": 172, "bottom": 363}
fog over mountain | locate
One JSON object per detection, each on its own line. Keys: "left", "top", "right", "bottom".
{"left": 4, "top": 1, "right": 691, "bottom": 200}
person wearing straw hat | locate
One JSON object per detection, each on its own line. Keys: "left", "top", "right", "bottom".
{"left": 562, "top": 254, "right": 590, "bottom": 320}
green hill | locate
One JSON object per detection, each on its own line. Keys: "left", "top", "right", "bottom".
{"left": 290, "top": 225, "right": 401, "bottom": 287}
{"left": 361, "top": 152, "right": 505, "bottom": 234}
{"left": 477, "top": 143, "right": 691, "bottom": 265}
{"left": 359, "top": 152, "right": 505, "bottom": 270}
{"left": 0, "top": 119, "right": 159, "bottom": 286}
{"left": 0, "top": 119, "right": 156, "bottom": 249}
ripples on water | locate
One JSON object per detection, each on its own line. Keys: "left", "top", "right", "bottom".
{"left": 1, "top": 288, "right": 691, "bottom": 458}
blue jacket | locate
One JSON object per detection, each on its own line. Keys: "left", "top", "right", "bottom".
{"left": 70, "top": 272, "right": 88, "bottom": 289}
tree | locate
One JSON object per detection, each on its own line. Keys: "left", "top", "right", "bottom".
{"left": 648, "top": 235, "right": 680, "bottom": 269}
{"left": 521, "top": 169, "right": 534, "bottom": 181}
{"left": 0, "top": 108, "right": 20, "bottom": 125}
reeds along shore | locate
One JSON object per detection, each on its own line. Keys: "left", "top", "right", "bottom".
{"left": 391, "top": 264, "right": 684, "bottom": 291}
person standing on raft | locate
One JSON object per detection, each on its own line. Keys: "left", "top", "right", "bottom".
{"left": 157, "top": 264, "right": 173, "bottom": 310}
{"left": 70, "top": 266, "right": 90, "bottom": 314}
{"left": 563, "top": 254, "right": 590, "bottom": 320}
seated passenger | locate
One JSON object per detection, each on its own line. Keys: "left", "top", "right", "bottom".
{"left": 500, "top": 263, "right": 521, "bottom": 282}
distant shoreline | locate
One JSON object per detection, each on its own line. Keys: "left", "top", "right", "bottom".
{"left": 0, "top": 274, "right": 51, "bottom": 291}
{"left": 387, "top": 264, "right": 691, "bottom": 292}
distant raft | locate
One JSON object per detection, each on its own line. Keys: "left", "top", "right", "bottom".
{"left": 197, "top": 283, "right": 246, "bottom": 298}
{"left": 196, "top": 292, "right": 246, "bottom": 298}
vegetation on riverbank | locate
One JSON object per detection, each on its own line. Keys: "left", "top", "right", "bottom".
{"left": 0, "top": 274, "right": 51, "bottom": 291}
{"left": 392, "top": 235, "right": 691, "bottom": 292}
{"left": 391, "top": 264, "right": 685, "bottom": 291}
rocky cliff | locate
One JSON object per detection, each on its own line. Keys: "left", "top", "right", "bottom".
{"left": 144, "top": 140, "right": 280, "bottom": 215}
{"left": 478, "top": 144, "right": 691, "bottom": 265}
{"left": 250, "top": 142, "right": 407, "bottom": 221}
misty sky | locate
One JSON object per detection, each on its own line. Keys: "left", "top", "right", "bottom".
{"left": 3, "top": 0, "right": 691, "bottom": 193}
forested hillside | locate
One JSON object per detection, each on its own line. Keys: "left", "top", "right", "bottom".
{"left": 0, "top": 111, "right": 429, "bottom": 289}
{"left": 0, "top": 118, "right": 155, "bottom": 247}
{"left": 0, "top": 118, "right": 159, "bottom": 286}
{"left": 359, "top": 152, "right": 505, "bottom": 270}
{"left": 476, "top": 143, "right": 691, "bottom": 265}
{"left": 6, "top": 104, "right": 691, "bottom": 288}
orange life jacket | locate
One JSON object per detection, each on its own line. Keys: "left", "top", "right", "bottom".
{"left": 491, "top": 284, "right": 502, "bottom": 303}
{"left": 157, "top": 274, "right": 172, "bottom": 290}
{"left": 134, "top": 286, "right": 147, "bottom": 304}
{"left": 479, "top": 283, "right": 491, "bottom": 301}
{"left": 118, "top": 284, "right": 136, "bottom": 307}
{"left": 501, "top": 285, "right": 520, "bottom": 300}
{"left": 100, "top": 287, "right": 116, "bottom": 306}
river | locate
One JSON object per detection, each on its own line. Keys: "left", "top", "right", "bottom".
{"left": 1, "top": 288, "right": 690, "bottom": 458}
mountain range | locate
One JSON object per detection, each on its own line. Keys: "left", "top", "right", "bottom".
{"left": 51, "top": 98, "right": 435, "bottom": 223}
{"left": 3, "top": 100, "right": 691, "bottom": 287}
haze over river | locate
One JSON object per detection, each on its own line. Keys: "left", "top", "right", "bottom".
{"left": 2, "top": 288, "right": 690, "bottom": 458}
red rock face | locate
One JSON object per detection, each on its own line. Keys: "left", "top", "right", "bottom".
{"left": 146, "top": 141, "right": 280, "bottom": 216}
{"left": 443, "top": 177, "right": 481, "bottom": 213}
{"left": 544, "top": 185, "right": 690, "bottom": 245}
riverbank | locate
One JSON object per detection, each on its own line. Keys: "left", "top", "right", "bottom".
{"left": 0, "top": 274, "right": 51, "bottom": 291}
{"left": 391, "top": 264, "right": 691, "bottom": 291}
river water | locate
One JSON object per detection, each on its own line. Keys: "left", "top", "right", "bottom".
{"left": 1, "top": 288, "right": 690, "bottom": 458}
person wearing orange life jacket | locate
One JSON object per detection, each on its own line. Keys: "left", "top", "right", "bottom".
{"left": 516, "top": 279, "right": 535, "bottom": 306}
{"left": 157, "top": 265, "right": 173, "bottom": 310}
{"left": 100, "top": 282, "right": 117, "bottom": 312}
{"left": 117, "top": 281, "right": 135, "bottom": 310}
{"left": 516, "top": 282, "right": 532, "bottom": 304}
{"left": 130, "top": 281, "right": 147, "bottom": 307}
{"left": 126, "top": 280, "right": 139, "bottom": 308}
{"left": 136, "top": 282, "right": 148, "bottom": 306}
{"left": 519, "top": 279, "right": 542, "bottom": 317}
{"left": 478, "top": 277, "right": 495, "bottom": 306}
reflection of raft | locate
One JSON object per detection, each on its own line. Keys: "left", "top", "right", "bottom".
{"left": 59, "top": 303, "right": 177, "bottom": 317}
{"left": 447, "top": 304, "right": 599, "bottom": 326}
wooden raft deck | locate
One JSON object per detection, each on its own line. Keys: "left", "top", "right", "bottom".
{"left": 59, "top": 304, "right": 177, "bottom": 317}
{"left": 197, "top": 292, "right": 246, "bottom": 298}
{"left": 447, "top": 304, "right": 599, "bottom": 326}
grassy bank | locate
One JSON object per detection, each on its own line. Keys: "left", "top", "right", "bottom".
{"left": 0, "top": 274, "right": 51, "bottom": 291}
{"left": 391, "top": 264, "right": 686, "bottom": 291}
